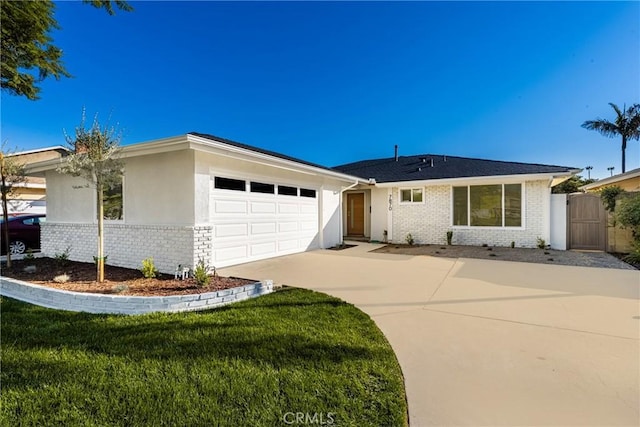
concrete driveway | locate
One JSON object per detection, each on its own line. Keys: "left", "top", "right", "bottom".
{"left": 220, "top": 243, "right": 640, "bottom": 426}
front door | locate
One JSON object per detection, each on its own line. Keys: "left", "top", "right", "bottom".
{"left": 347, "top": 193, "right": 365, "bottom": 236}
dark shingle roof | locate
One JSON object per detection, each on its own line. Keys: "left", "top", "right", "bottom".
{"left": 333, "top": 154, "right": 578, "bottom": 183}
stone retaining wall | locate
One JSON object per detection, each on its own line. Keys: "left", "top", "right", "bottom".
{"left": 0, "top": 277, "right": 273, "bottom": 315}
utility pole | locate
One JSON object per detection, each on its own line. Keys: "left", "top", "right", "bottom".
{"left": 585, "top": 165, "right": 593, "bottom": 180}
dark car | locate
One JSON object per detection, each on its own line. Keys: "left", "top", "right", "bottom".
{"left": 0, "top": 214, "right": 46, "bottom": 255}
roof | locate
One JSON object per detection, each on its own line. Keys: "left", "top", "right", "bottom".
{"left": 7, "top": 146, "right": 69, "bottom": 157}
{"left": 188, "top": 132, "right": 341, "bottom": 174}
{"left": 580, "top": 167, "right": 640, "bottom": 191}
{"left": 333, "top": 154, "right": 579, "bottom": 183}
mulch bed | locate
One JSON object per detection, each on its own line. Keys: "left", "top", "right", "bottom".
{"left": 1, "top": 258, "right": 256, "bottom": 296}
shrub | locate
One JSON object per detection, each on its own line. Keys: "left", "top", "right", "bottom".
{"left": 446, "top": 231, "right": 453, "bottom": 245}
{"left": 536, "top": 237, "right": 546, "bottom": 249}
{"left": 24, "top": 249, "right": 35, "bottom": 261}
{"left": 193, "top": 258, "right": 214, "bottom": 287}
{"left": 54, "top": 246, "right": 71, "bottom": 268}
{"left": 510, "top": 241, "right": 515, "bottom": 249}
{"left": 600, "top": 186, "right": 624, "bottom": 213}
{"left": 615, "top": 194, "right": 640, "bottom": 242}
{"left": 93, "top": 255, "right": 108, "bottom": 265}
{"left": 140, "top": 257, "right": 159, "bottom": 279}
{"left": 405, "top": 233, "right": 414, "bottom": 246}
{"left": 53, "top": 274, "right": 70, "bottom": 283}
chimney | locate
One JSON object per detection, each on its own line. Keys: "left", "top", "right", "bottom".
{"left": 394, "top": 145, "right": 398, "bottom": 161}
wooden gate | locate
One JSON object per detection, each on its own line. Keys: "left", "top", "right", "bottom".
{"left": 567, "top": 194, "right": 606, "bottom": 251}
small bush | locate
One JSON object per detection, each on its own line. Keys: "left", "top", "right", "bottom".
{"left": 510, "top": 241, "right": 515, "bottom": 249}
{"left": 140, "top": 257, "right": 159, "bottom": 279}
{"left": 193, "top": 258, "right": 214, "bottom": 287}
{"left": 616, "top": 194, "right": 640, "bottom": 242}
{"left": 536, "top": 237, "right": 546, "bottom": 249}
{"left": 405, "top": 233, "right": 414, "bottom": 246}
{"left": 24, "top": 249, "right": 35, "bottom": 261}
{"left": 54, "top": 246, "right": 71, "bottom": 268}
{"left": 600, "top": 186, "right": 624, "bottom": 213}
{"left": 53, "top": 274, "right": 70, "bottom": 283}
{"left": 93, "top": 255, "right": 108, "bottom": 265}
{"left": 446, "top": 231, "right": 453, "bottom": 245}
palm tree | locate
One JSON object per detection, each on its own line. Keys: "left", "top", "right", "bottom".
{"left": 582, "top": 103, "right": 640, "bottom": 173}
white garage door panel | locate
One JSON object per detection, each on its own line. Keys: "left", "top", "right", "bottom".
{"left": 279, "top": 221, "right": 298, "bottom": 232}
{"left": 214, "top": 199, "right": 247, "bottom": 214}
{"left": 251, "top": 222, "right": 277, "bottom": 234}
{"left": 251, "top": 242, "right": 277, "bottom": 257}
{"left": 278, "top": 239, "right": 299, "bottom": 252}
{"left": 215, "top": 223, "right": 248, "bottom": 238}
{"left": 211, "top": 185, "right": 319, "bottom": 267}
{"left": 251, "top": 201, "right": 276, "bottom": 214}
{"left": 215, "top": 245, "right": 248, "bottom": 262}
{"left": 279, "top": 203, "right": 299, "bottom": 214}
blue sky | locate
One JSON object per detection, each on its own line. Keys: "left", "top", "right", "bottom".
{"left": 2, "top": 1, "right": 639, "bottom": 179}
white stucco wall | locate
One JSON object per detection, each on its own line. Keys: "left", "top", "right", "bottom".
{"left": 44, "top": 172, "right": 96, "bottom": 223}
{"left": 370, "top": 186, "right": 389, "bottom": 242}
{"left": 391, "top": 180, "right": 552, "bottom": 248}
{"left": 124, "top": 150, "right": 195, "bottom": 225}
{"left": 550, "top": 193, "right": 567, "bottom": 250}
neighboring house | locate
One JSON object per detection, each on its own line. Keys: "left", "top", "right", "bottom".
{"left": 27, "top": 133, "right": 578, "bottom": 272}
{"left": 2, "top": 146, "right": 69, "bottom": 216}
{"left": 580, "top": 168, "right": 640, "bottom": 193}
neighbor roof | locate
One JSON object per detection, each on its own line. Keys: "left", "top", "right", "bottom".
{"left": 333, "top": 154, "right": 578, "bottom": 183}
{"left": 580, "top": 167, "right": 640, "bottom": 191}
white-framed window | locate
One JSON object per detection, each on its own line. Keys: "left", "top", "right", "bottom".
{"left": 98, "top": 177, "right": 124, "bottom": 221}
{"left": 452, "top": 183, "right": 523, "bottom": 228}
{"left": 399, "top": 188, "right": 424, "bottom": 204}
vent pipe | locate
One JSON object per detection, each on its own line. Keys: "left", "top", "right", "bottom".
{"left": 394, "top": 145, "right": 398, "bottom": 161}
{"left": 430, "top": 158, "right": 434, "bottom": 167}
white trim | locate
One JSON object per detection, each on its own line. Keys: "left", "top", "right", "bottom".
{"left": 375, "top": 172, "right": 577, "bottom": 188}
{"left": 8, "top": 146, "right": 70, "bottom": 157}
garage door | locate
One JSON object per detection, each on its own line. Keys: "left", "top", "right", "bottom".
{"left": 210, "top": 177, "right": 319, "bottom": 267}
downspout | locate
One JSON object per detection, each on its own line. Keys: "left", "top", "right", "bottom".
{"left": 339, "top": 180, "right": 360, "bottom": 243}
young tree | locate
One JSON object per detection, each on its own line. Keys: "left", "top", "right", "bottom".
{"left": 0, "top": 146, "right": 27, "bottom": 268}
{"left": 582, "top": 103, "right": 640, "bottom": 174}
{"left": 1, "top": 0, "right": 132, "bottom": 100}
{"left": 57, "top": 113, "right": 123, "bottom": 282}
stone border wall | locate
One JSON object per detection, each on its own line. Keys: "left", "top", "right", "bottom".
{"left": 0, "top": 277, "right": 273, "bottom": 315}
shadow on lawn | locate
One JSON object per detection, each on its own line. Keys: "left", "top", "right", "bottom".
{"left": 1, "top": 289, "right": 383, "bottom": 369}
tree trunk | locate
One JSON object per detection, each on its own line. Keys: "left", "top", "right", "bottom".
{"left": 622, "top": 136, "right": 627, "bottom": 174}
{"left": 97, "top": 182, "right": 105, "bottom": 282}
{"left": 1, "top": 174, "right": 11, "bottom": 269}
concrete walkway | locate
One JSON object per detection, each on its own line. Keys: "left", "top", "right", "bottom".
{"left": 220, "top": 243, "right": 640, "bottom": 426}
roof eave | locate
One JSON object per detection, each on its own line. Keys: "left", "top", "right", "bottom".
{"left": 374, "top": 170, "right": 579, "bottom": 187}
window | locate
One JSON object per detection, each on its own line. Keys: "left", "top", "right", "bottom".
{"left": 215, "top": 177, "right": 246, "bottom": 191}
{"left": 452, "top": 186, "right": 468, "bottom": 226}
{"left": 278, "top": 185, "right": 297, "bottom": 196}
{"left": 400, "top": 188, "right": 423, "bottom": 203}
{"left": 103, "top": 181, "right": 123, "bottom": 220}
{"left": 250, "top": 181, "right": 275, "bottom": 194}
{"left": 300, "top": 188, "right": 316, "bottom": 198}
{"left": 452, "top": 183, "right": 522, "bottom": 228}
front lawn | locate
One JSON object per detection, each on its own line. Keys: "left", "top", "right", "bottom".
{"left": 0, "top": 288, "right": 407, "bottom": 426}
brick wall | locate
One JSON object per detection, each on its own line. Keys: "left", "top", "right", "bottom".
{"left": 0, "top": 277, "right": 273, "bottom": 315}
{"left": 41, "top": 223, "right": 214, "bottom": 273}
{"left": 391, "top": 180, "right": 550, "bottom": 248}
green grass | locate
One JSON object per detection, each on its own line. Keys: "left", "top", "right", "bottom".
{"left": 0, "top": 288, "right": 407, "bottom": 426}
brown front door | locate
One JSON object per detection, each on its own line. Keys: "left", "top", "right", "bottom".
{"left": 568, "top": 193, "right": 607, "bottom": 251}
{"left": 347, "top": 193, "right": 365, "bottom": 236}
